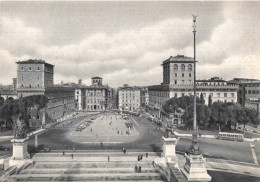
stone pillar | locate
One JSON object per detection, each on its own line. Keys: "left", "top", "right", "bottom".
{"left": 162, "top": 136, "right": 179, "bottom": 165}
{"left": 9, "top": 137, "right": 31, "bottom": 167}
{"left": 181, "top": 153, "right": 211, "bottom": 182}
{"left": 35, "top": 135, "right": 38, "bottom": 148}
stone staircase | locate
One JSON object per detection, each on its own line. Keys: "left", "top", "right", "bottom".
{"left": 3, "top": 151, "right": 167, "bottom": 181}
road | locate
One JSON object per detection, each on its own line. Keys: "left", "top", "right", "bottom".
{"left": 0, "top": 112, "right": 259, "bottom": 166}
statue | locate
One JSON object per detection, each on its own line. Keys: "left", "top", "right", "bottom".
{"left": 12, "top": 114, "right": 28, "bottom": 139}
{"left": 164, "top": 124, "right": 175, "bottom": 138}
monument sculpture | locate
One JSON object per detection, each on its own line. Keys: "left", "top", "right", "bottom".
{"left": 9, "top": 114, "right": 31, "bottom": 167}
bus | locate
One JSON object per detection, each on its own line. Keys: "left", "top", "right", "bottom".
{"left": 218, "top": 132, "right": 244, "bottom": 142}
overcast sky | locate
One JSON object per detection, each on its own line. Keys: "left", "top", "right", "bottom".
{"left": 0, "top": 1, "right": 260, "bottom": 87}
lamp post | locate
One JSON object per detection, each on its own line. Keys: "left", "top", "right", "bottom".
{"left": 182, "top": 15, "right": 211, "bottom": 182}
{"left": 189, "top": 15, "right": 199, "bottom": 155}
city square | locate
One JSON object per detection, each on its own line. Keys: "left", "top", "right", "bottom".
{"left": 0, "top": 1, "right": 260, "bottom": 182}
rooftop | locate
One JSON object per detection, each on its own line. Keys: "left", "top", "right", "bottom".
{"left": 16, "top": 59, "right": 54, "bottom": 67}
{"left": 162, "top": 55, "right": 194, "bottom": 65}
{"left": 92, "top": 76, "right": 102, "bottom": 79}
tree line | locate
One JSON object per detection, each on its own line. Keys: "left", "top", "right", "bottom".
{"left": 163, "top": 94, "right": 259, "bottom": 131}
{"left": 0, "top": 95, "right": 48, "bottom": 129}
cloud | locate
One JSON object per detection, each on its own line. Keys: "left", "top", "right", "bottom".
{"left": 1, "top": 2, "right": 260, "bottom": 87}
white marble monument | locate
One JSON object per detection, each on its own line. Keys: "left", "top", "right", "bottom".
{"left": 182, "top": 153, "right": 212, "bottom": 182}
{"left": 9, "top": 137, "right": 31, "bottom": 167}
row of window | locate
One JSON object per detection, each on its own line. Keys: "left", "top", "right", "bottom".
{"left": 246, "top": 90, "right": 260, "bottom": 95}
{"left": 174, "top": 64, "right": 193, "bottom": 71}
{"left": 174, "top": 80, "right": 192, "bottom": 84}
{"left": 21, "top": 76, "right": 41, "bottom": 80}
{"left": 21, "top": 66, "right": 41, "bottom": 71}
{"left": 20, "top": 84, "right": 41, "bottom": 88}
{"left": 175, "top": 73, "right": 192, "bottom": 77}
{"left": 87, "top": 99, "right": 105, "bottom": 104}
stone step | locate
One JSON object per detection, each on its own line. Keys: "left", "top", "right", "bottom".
{"left": 34, "top": 161, "right": 154, "bottom": 169}
{"left": 20, "top": 168, "right": 157, "bottom": 174}
{"left": 32, "top": 156, "right": 156, "bottom": 162}
{"left": 5, "top": 173, "right": 164, "bottom": 181}
{"left": 32, "top": 152, "right": 160, "bottom": 157}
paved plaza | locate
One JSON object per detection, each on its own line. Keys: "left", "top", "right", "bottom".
{"left": 68, "top": 113, "right": 139, "bottom": 143}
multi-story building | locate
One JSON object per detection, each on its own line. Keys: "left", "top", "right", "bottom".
{"left": 75, "top": 77, "right": 111, "bottom": 111}
{"left": 16, "top": 59, "right": 54, "bottom": 97}
{"left": 228, "top": 78, "right": 260, "bottom": 106}
{"left": 242, "top": 82, "right": 260, "bottom": 118}
{"left": 148, "top": 55, "right": 238, "bottom": 118}
{"left": 118, "top": 86, "right": 141, "bottom": 112}
{"left": 139, "top": 87, "right": 149, "bottom": 108}
{"left": 1, "top": 59, "right": 75, "bottom": 127}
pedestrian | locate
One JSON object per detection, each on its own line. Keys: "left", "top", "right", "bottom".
{"left": 135, "top": 165, "right": 138, "bottom": 173}
{"left": 146, "top": 152, "right": 148, "bottom": 158}
{"left": 91, "top": 128, "right": 92, "bottom": 132}
{"left": 139, "top": 166, "right": 142, "bottom": 173}
{"left": 108, "top": 156, "right": 110, "bottom": 162}
{"left": 71, "top": 153, "right": 74, "bottom": 159}
{"left": 63, "top": 150, "right": 65, "bottom": 155}
{"left": 124, "top": 148, "right": 126, "bottom": 154}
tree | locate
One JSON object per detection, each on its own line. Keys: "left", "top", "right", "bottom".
{"left": 200, "top": 93, "right": 205, "bottom": 104}
{"left": 208, "top": 95, "right": 212, "bottom": 108}
{"left": 185, "top": 103, "right": 211, "bottom": 128}
{"left": 0, "top": 95, "right": 48, "bottom": 129}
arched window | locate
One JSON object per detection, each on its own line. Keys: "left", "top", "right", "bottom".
{"left": 188, "top": 64, "right": 192, "bottom": 71}
{"left": 181, "top": 64, "right": 185, "bottom": 71}
{"left": 174, "top": 64, "right": 178, "bottom": 70}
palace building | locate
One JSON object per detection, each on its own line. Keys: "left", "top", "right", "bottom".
{"left": 75, "top": 77, "right": 112, "bottom": 111}
{"left": 148, "top": 55, "right": 238, "bottom": 118}
{"left": 0, "top": 59, "right": 76, "bottom": 127}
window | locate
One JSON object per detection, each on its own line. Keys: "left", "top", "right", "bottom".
{"left": 21, "top": 67, "right": 24, "bottom": 70}
{"left": 231, "top": 93, "right": 234, "bottom": 97}
{"left": 182, "top": 73, "right": 184, "bottom": 77}
{"left": 37, "top": 67, "right": 40, "bottom": 71}
{"left": 189, "top": 80, "right": 192, "bottom": 84}
{"left": 21, "top": 84, "right": 23, "bottom": 87}
{"left": 245, "top": 90, "right": 247, "bottom": 94}
{"left": 175, "top": 73, "right": 177, "bottom": 77}
{"left": 252, "top": 90, "right": 256, "bottom": 94}
{"left": 224, "top": 93, "right": 227, "bottom": 97}
{"left": 38, "top": 77, "right": 40, "bottom": 80}
{"left": 175, "top": 80, "right": 177, "bottom": 84}
{"left": 182, "top": 80, "right": 184, "bottom": 84}
{"left": 188, "top": 64, "right": 192, "bottom": 71}
{"left": 182, "top": 93, "right": 185, "bottom": 97}
{"left": 257, "top": 90, "right": 260, "bottom": 94}
{"left": 29, "top": 67, "right": 32, "bottom": 71}
{"left": 174, "top": 64, "right": 178, "bottom": 70}
{"left": 181, "top": 64, "right": 185, "bottom": 71}
{"left": 175, "top": 93, "right": 178, "bottom": 97}
{"left": 189, "top": 73, "right": 191, "bottom": 77}
{"left": 29, "top": 85, "right": 31, "bottom": 88}
{"left": 248, "top": 90, "right": 251, "bottom": 94}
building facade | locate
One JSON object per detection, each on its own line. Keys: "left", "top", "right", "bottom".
{"left": 1, "top": 59, "right": 76, "bottom": 127}
{"left": 118, "top": 86, "right": 141, "bottom": 112}
{"left": 75, "top": 77, "right": 111, "bottom": 111}
{"left": 148, "top": 55, "right": 238, "bottom": 118}
{"left": 16, "top": 59, "right": 54, "bottom": 97}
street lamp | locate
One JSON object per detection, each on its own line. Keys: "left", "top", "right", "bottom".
{"left": 189, "top": 14, "right": 200, "bottom": 155}
{"left": 182, "top": 15, "right": 211, "bottom": 182}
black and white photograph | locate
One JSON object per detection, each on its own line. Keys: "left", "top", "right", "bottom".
{"left": 0, "top": 1, "right": 259, "bottom": 182}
